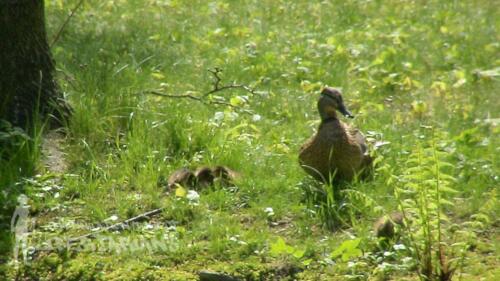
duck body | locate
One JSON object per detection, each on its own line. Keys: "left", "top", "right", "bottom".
{"left": 299, "top": 87, "right": 371, "bottom": 183}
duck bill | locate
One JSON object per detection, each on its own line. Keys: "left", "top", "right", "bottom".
{"left": 338, "top": 105, "right": 354, "bottom": 118}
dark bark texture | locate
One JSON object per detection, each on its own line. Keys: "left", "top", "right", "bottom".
{"left": 0, "top": 0, "right": 69, "bottom": 128}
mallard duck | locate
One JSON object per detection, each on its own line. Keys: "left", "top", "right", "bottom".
{"left": 299, "top": 87, "right": 372, "bottom": 183}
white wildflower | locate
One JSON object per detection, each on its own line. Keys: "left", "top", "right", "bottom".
{"left": 264, "top": 207, "right": 274, "bottom": 216}
{"left": 252, "top": 114, "right": 262, "bottom": 122}
{"left": 214, "top": 111, "right": 224, "bottom": 122}
{"left": 187, "top": 190, "right": 200, "bottom": 202}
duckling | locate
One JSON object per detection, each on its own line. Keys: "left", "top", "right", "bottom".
{"left": 194, "top": 166, "right": 215, "bottom": 188}
{"left": 212, "top": 165, "right": 240, "bottom": 185}
{"left": 299, "top": 87, "right": 372, "bottom": 183}
{"left": 374, "top": 212, "right": 404, "bottom": 239}
{"left": 194, "top": 165, "right": 240, "bottom": 189}
{"left": 167, "top": 167, "right": 196, "bottom": 191}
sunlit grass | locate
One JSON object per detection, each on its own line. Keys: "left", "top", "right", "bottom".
{"left": 1, "top": 0, "right": 498, "bottom": 279}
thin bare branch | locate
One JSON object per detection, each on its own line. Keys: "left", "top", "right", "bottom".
{"left": 145, "top": 90, "right": 202, "bottom": 101}
{"left": 68, "top": 208, "right": 164, "bottom": 244}
{"left": 140, "top": 68, "right": 258, "bottom": 115}
{"left": 50, "top": 0, "right": 85, "bottom": 48}
{"left": 207, "top": 67, "right": 223, "bottom": 90}
{"left": 203, "top": 67, "right": 258, "bottom": 97}
{"left": 31, "top": 208, "right": 165, "bottom": 256}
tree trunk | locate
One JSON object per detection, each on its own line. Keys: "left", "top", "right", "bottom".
{"left": 0, "top": 0, "right": 69, "bottom": 128}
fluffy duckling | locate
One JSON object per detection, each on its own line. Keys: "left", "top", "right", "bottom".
{"left": 167, "top": 167, "right": 196, "bottom": 191}
{"left": 299, "top": 87, "right": 372, "bottom": 183}
{"left": 212, "top": 165, "right": 240, "bottom": 183}
{"left": 194, "top": 165, "right": 240, "bottom": 189}
{"left": 194, "top": 166, "right": 215, "bottom": 188}
{"left": 374, "top": 212, "right": 404, "bottom": 239}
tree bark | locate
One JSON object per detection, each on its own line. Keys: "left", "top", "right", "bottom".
{"left": 0, "top": 0, "right": 69, "bottom": 128}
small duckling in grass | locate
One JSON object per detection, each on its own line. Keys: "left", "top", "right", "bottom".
{"left": 165, "top": 165, "right": 241, "bottom": 193}
{"left": 212, "top": 165, "right": 240, "bottom": 185}
{"left": 374, "top": 212, "right": 404, "bottom": 239}
{"left": 299, "top": 87, "right": 372, "bottom": 183}
{"left": 194, "top": 166, "right": 215, "bottom": 188}
{"left": 167, "top": 167, "right": 196, "bottom": 191}
{"left": 194, "top": 165, "right": 240, "bottom": 189}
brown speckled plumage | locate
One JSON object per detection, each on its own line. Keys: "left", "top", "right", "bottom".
{"left": 167, "top": 167, "right": 196, "bottom": 190}
{"left": 374, "top": 212, "right": 404, "bottom": 239}
{"left": 299, "top": 87, "right": 372, "bottom": 183}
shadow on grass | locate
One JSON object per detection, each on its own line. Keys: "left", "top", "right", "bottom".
{"left": 0, "top": 124, "right": 40, "bottom": 274}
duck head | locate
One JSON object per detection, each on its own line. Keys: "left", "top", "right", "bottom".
{"left": 318, "top": 87, "right": 354, "bottom": 120}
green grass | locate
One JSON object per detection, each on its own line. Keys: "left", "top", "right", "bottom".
{"left": 1, "top": 0, "right": 499, "bottom": 279}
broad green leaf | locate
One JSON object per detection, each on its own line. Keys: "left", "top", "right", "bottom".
{"left": 292, "top": 248, "right": 305, "bottom": 259}
{"left": 270, "top": 237, "right": 294, "bottom": 256}
{"left": 151, "top": 72, "right": 165, "bottom": 80}
{"left": 302, "top": 259, "right": 313, "bottom": 266}
{"left": 230, "top": 96, "right": 246, "bottom": 106}
{"left": 331, "top": 238, "right": 362, "bottom": 261}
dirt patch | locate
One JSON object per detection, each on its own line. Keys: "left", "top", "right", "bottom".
{"left": 41, "top": 131, "right": 68, "bottom": 174}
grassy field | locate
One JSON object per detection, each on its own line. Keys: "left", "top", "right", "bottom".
{"left": 1, "top": 0, "right": 499, "bottom": 280}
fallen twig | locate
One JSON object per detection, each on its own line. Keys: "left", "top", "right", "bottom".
{"left": 67, "top": 208, "right": 164, "bottom": 244}
{"left": 145, "top": 91, "right": 202, "bottom": 102}
{"left": 141, "top": 68, "right": 258, "bottom": 115}
{"left": 29, "top": 207, "right": 165, "bottom": 257}
{"left": 203, "top": 67, "right": 258, "bottom": 97}
{"left": 145, "top": 90, "right": 254, "bottom": 115}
